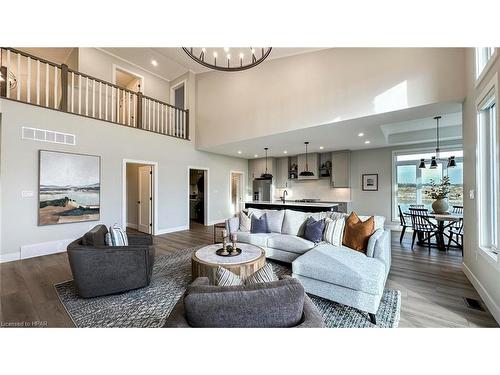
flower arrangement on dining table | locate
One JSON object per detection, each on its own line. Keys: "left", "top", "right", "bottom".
{"left": 424, "top": 176, "right": 461, "bottom": 213}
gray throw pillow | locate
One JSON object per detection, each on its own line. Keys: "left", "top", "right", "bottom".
{"left": 303, "top": 217, "right": 325, "bottom": 243}
{"left": 244, "top": 263, "right": 278, "bottom": 285}
{"left": 251, "top": 213, "right": 269, "bottom": 233}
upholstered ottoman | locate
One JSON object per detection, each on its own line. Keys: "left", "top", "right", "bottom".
{"left": 292, "top": 242, "right": 389, "bottom": 324}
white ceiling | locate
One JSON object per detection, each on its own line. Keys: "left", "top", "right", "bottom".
{"left": 199, "top": 101, "right": 463, "bottom": 159}
{"left": 101, "top": 47, "right": 325, "bottom": 81}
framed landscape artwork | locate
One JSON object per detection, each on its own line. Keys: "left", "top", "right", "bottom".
{"left": 38, "top": 150, "right": 101, "bottom": 226}
{"left": 362, "top": 174, "right": 378, "bottom": 191}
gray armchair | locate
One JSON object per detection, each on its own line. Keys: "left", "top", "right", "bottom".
{"left": 164, "top": 276, "right": 325, "bottom": 328}
{"left": 67, "top": 225, "right": 155, "bottom": 298}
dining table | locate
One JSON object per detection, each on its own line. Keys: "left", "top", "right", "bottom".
{"left": 404, "top": 211, "right": 463, "bottom": 251}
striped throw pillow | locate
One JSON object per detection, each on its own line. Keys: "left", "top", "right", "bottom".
{"left": 216, "top": 266, "right": 244, "bottom": 286}
{"left": 323, "top": 217, "right": 345, "bottom": 247}
{"left": 106, "top": 224, "right": 128, "bottom": 246}
{"left": 244, "top": 263, "right": 278, "bottom": 285}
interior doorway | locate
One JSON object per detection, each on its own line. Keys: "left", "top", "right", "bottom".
{"left": 189, "top": 168, "right": 207, "bottom": 227}
{"left": 124, "top": 161, "right": 155, "bottom": 234}
{"left": 113, "top": 65, "right": 144, "bottom": 125}
{"left": 230, "top": 171, "right": 244, "bottom": 215}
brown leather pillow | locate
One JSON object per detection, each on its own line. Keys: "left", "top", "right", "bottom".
{"left": 342, "top": 212, "right": 375, "bottom": 253}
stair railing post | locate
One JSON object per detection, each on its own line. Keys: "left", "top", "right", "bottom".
{"left": 0, "top": 65, "right": 7, "bottom": 97}
{"left": 185, "top": 109, "right": 190, "bottom": 140}
{"left": 136, "top": 91, "right": 143, "bottom": 129}
{"left": 60, "top": 64, "right": 68, "bottom": 112}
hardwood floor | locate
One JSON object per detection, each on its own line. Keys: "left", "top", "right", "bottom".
{"left": 1, "top": 223, "right": 497, "bottom": 328}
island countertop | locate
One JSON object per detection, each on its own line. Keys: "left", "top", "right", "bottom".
{"left": 245, "top": 201, "right": 338, "bottom": 212}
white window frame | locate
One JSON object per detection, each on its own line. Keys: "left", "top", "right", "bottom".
{"left": 475, "top": 48, "right": 498, "bottom": 87}
{"left": 475, "top": 73, "right": 499, "bottom": 262}
{"left": 391, "top": 145, "right": 463, "bottom": 222}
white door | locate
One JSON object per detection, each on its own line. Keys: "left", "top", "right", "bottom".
{"left": 231, "top": 172, "right": 244, "bottom": 214}
{"left": 138, "top": 165, "right": 152, "bottom": 234}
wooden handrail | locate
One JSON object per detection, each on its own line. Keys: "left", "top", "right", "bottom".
{"left": 4, "top": 47, "right": 62, "bottom": 68}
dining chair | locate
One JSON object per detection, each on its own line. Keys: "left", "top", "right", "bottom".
{"left": 447, "top": 205, "right": 464, "bottom": 255}
{"left": 398, "top": 205, "right": 410, "bottom": 243}
{"left": 408, "top": 208, "right": 438, "bottom": 253}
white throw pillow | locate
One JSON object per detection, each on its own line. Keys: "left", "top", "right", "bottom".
{"left": 106, "top": 224, "right": 128, "bottom": 246}
{"left": 239, "top": 211, "right": 252, "bottom": 232}
{"left": 323, "top": 217, "right": 345, "bottom": 247}
{"left": 216, "top": 266, "right": 244, "bottom": 286}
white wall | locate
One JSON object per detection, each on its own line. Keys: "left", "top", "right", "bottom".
{"left": 77, "top": 48, "right": 170, "bottom": 103}
{"left": 196, "top": 48, "right": 466, "bottom": 149}
{"left": 461, "top": 48, "right": 500, "bottom": 324}
{"left": 0, "top": 100, "right": 247, "bottom": 261}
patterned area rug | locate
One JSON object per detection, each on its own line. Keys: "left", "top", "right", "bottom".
{"left": 55, "top": 248, "right": 400, "bottom": 328}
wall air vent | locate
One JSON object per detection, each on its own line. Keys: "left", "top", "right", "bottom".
{"left": 22, "top": 127, "right": 76, "bottom": 145}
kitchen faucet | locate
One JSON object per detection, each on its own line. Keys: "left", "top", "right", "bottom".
{"left": 281, "top": 189, "right": 288, "bottom": 203}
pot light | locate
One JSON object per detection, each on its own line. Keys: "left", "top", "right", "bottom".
{"left": 283, "top": 150, "right": 288, "bottom": 154}
{"left": 151, "top": 60, "right": 158, "bottom": 67}
{"left": 254, "top": 154, "right": 258, "bottom": 158}
{"left": 319, "top": 146, "right": 324, "bottom": 150}
{"left": 358, "top": 132, "right": 364, "bottom": 137}
{"left": 364, "top": 140, "right": 370, "bottom": 144}
{"left": 237, "top": 150, "right": 242, "bottom": 154}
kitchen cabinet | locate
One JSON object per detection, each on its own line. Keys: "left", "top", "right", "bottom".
{"left": 275, "top": 157, "right": 289, "bottom": 188}
{"left": 331, "top": 151, "right": 351, "bottom": 188}
{"left": 297, "top": 153, "right": 319, "bottom": 180}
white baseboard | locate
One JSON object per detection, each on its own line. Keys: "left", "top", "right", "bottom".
{"left": 156, "top": 225, "right": 189, "bottom": 235}
{"left": 463, "top": 262, "right": 500, "bottom": 324}
{"left": 127, "top": 223, "right": 138, "bottom": 230}
{"left": 0, "top": 252, "right": 21, "bottom": 263}
{"left": 20, "top": 238, "right": 73, "bottom": 260}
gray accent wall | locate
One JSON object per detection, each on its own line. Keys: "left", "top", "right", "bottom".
{"left": 0, "top": 99, "right": 247, "bottom": 260}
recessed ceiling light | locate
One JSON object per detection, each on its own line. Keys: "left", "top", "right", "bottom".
{"left": 364, "top": 140, "right": 370, "bottom": 144}
{"left": 319, "top": 146, "right": 324, "bottom": 150}
{"left": 358, "top": 132, "right": 364, "bottom": 137}
{"left": 237, "top": 150, "right": 242, "bottom": 154}
{"left": 283, "top": 150, "right": 288, "bottom": 154}
{"left": 151, "top": 60, "right": 158, "bottom": 67}
{"left": 254, "top": 154, "right": 258, "bottom": 158}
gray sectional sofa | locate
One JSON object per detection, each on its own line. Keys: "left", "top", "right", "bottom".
{"left": 226, "top": 208, "right": 391, "bottom": 324}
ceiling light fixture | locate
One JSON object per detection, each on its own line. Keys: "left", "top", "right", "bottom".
{"left": 418, "top": 116, "right": 456, "bottom": 169}
{"left": 364, "top": 140, "right": 370, "bottom": 144}
{"left": 261, "top": 148, "right": 273, "bottom": 179}
{"left": 358, "top": 132, "right": 364, "bottom": 137}
{"left": 319, "top": 146, "right": 324, "bottom": 150}
{"left": 254, "top": 154, "right": 258, "bottom": 158}
{"left": 151, "top": 60, "right": 158, "bottom": 67}
{"left": 182, "top": 47, "right": 272, "bottom": 72}
{"left": 299, "top": 142, "right": 315, "bottom": 177}
{"left": 237, "top": 150, "right": 242, "bottom": 154}
{"left": 283, "top": 150, "right": 288, "bottom": 154}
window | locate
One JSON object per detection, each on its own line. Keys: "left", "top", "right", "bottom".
{"left": 393, "top": 149, "right": 463, "bottom": 221}
{"left": 477, "top": 84, "right": 498, "bottom": 257}
{"left": 475, "top": 47, "right": 496, "bottom": 80}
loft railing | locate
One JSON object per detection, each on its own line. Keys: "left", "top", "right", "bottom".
{"left": 0, "top": 47, "right": 189, "bottom": 140}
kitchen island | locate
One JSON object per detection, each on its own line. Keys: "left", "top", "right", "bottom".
{"left": 245, "top": 201, "right": 339, "bottom": 213}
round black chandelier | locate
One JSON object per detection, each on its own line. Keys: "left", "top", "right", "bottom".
{"left": 182, "top": 47, "right": 272, "bottom": 72}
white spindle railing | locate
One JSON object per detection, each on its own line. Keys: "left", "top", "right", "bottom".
{"left": 1, "top": 48, "right": 188, "bottom": 139}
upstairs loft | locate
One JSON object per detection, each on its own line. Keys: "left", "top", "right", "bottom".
{"left": 0, "top": 47, "right": 189, "bottom": 140}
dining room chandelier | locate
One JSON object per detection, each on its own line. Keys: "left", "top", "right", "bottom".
{"left": 182, "top": 47, "right": 272, "bottom": 72}
{"left": 418, "top": 116, "right": 456, "bottom": 169}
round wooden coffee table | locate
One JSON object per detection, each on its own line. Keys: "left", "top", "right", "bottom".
{"left": 191, "top": 243, "right": 266, "bottom": 284}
